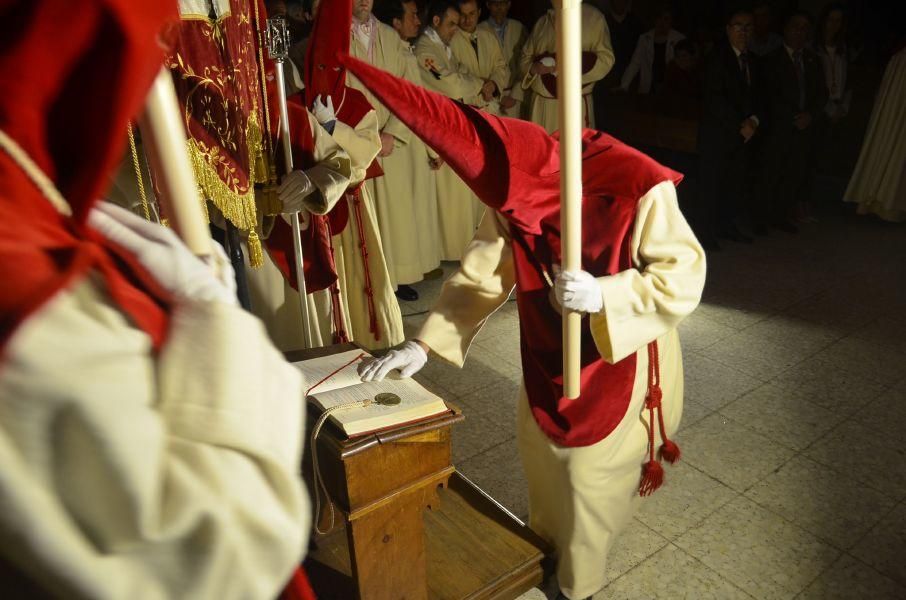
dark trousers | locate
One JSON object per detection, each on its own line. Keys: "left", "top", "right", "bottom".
{"left": 759, "top": 128, "right": 815, "bottom": 225}
{"left": 697, "top": 141, "right": 750, "bottom": 240}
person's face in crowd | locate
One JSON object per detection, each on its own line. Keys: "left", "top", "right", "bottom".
{"left": 726, "top": 12, "right": 754, "bottom": 51}
{"left": 675, "top": 49, "right": 695, "bottom": 71}
{"left": 784, "top": 15, "right": 810, "bottom": 51}
{"left": 433, "top": 7, "right": 461, "bottom": 44}
{"left": 610, "top": 0, "right": 630, "bottom": 16}
{"left": 654, "top": 10, "right": 673, "bottom": 36}
{"left": 458, "top": 1, "right": 481, "bottom": 33}
{"left": 824, "top": 9, "right": 844, "bottom": 44}
{"left": 353, "top": 0, "right": 373, "bottom": 21}
{"left": 394, "top": 1, "right": 421, "bottom": 39}
{"left": 753, "top": 5, "right": 772, "bottom": 36}
{"left": 487, "top": 0, "right": 510, "bottom": 24}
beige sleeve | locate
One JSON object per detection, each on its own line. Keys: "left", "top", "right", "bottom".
{"left": 303, "top": 109, "right": 353, "bottom": 215}
{"left": 416, "top": 38, "right": 485, "bottom": 101}
{"left": 417, "top": 211, "right": 516, "bottom": 367}
{"left": 590, "top": 181, "right": 706, "bottom": 363}
{"left": 0, "top": 280, "right": 308, "bottom": 600}
{"left": 582, "top": 7, "right": 615, "bottom": 86}
{"left": 380, "top": 37, "right": 414, "bottom": 143}
{"left": 519, "top": 25, "right": 545, "bottom": 94}
{"left": 329, "top": 109, "right": 381, "bottom": 185}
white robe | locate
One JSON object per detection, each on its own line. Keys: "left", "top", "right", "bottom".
{"left": 416, "top": 181, "right": 705, "bottom": 599}
{"left": 477, "top": 17, "right": 529, "bottom": 118}
{"left": 0, "top": 279, "right": 309, "bottom": 599}
{"left": 349, "top": 22, "right": 443, "bottom": 286}
{"left": 843, "top": 48, "right": 906, "bottom": 222}
{"left": 519, "top": 5, "right": 614, "bottom": 133}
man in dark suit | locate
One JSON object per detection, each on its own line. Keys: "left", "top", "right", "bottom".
{"left": 696, "top": 8, "right": 765, "bottom": 250}
{"left": 758, "top": 11, "right": 826, "bottom": 233}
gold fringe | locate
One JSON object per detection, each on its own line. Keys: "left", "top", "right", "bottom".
{"left": 126, "top": 123, "right": 151, "bottom": 221}
{"left": 247, "top": 229, "right": 264, "bottom": 268}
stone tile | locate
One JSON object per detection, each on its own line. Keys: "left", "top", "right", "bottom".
{"left": 636, "top": 462, "right": 739, "bottom": 541}
{"left": 738, "top": 316, "right": 841, "bottom": 355}
{"left": 682, "top": 353, "right": 763, "bottom": 410}
{"left": 474, "top": 329, "right": 523, "bottom": 369}
{"left": 769, "top": 355, "right": 888, "bottom": 416}
{"left": 745, "top": 456, "right": 896, "bottom": 550}
{"left": 797, "top": 554, "right": 906, "bottom": 600}
{"left": 699, "top": 332, "right": 811, "bottom": 382}
{"left": 677, "top": 313, "right": 737, "bottom": 352}
{"left": 856, "top": 386, "right": 906, "bottom": 439}
{"left": 782, "top": 289, "right": 887, "bottom": 335}
{"left": 852, "top": 315, "right": 906, "bottom": 356}
{"left": 678, "top": 413, "right": 796, "bottom": 492}
{"left": 810, "top": 335, "right": 906, "bottom": 387}
{"left": 458, "top": 380, "right": 521, "bottom": 424}
{"left": 719, "top": 384, "right": 845, "bottom": 451}
{"left": 458, "top": 440, "right": 529, "bottom": 520}
{"left": 674, "top": 496, "right": 840, "bottom": 600}
{"left": 850, "top": 503, "right": 906, "bottom": 586}
{"left": 694, "top": 301, "right": 775, "bottom": 331}
{"left": 598, "top": 545, "right": 754, "bottom": 599}
{"left": 472, "top": 305, "right": 520, "bottom": 341}
{"left": 418, "top": 344, "right": 522, "bottom": 399}
{"left": 515, "top": 587, "right": 547, "bottom": 600}
{"left": 678, "top": 398, "right": 712, "bottom": 431}
{"left": 451, "top": 404, "right": 515, "bottom": 465}
{"left": 804, "top": 421, "right": 906, "bottom": 501}
{"left": 602, "top": 518, "right": 670, "bottom": 586}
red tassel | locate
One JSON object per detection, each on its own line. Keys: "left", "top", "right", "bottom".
{"left": 660, "top": 439, "right": 681, "bottom": 464}
{"left": 639, "top": 460, "right": 664, "bottom": 496}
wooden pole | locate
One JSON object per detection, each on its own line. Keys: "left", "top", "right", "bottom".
{"left": 138, "top": 68, "right": 212, "bottom": 259}
{"left": 557, "top": 0, "right": 583, "bottom": 399}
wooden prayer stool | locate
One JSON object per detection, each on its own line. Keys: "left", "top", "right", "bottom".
{"left": 286, "top": 344, "right": 550, "bottom": 600}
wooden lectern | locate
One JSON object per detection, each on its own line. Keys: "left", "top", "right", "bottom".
{"left": 287, "top": 344, "right": 549, "bottom": 600}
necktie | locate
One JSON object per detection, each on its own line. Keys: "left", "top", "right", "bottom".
{"left": 739, "top": 52, "right": 751, "bottom": 86}
{"left": 793, "top": 50, "right": 805, "bottom": 109}
{"left": 470, "top": 35, "right": 479, "bottom": 58}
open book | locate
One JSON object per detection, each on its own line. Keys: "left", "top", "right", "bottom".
{"left": 293, "top": 349, "right": 450, "bottom": 438}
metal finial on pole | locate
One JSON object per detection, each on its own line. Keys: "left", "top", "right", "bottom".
{"left": 267, "top": 15, "right": 314, "bottom": 349}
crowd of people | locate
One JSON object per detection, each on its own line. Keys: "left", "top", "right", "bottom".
{"left": 247, "top": 0, "right": 901, "bottom": 351}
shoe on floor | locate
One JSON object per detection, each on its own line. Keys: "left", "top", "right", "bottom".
{"left": 394, "top": 284, "right": 419, "bottom": 301}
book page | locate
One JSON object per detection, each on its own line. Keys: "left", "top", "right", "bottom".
{"left": 309, "top": 378, "right": 448, "bottom": 436}
{"left": 293, "top": 349, "right": 372, "bottom": 395}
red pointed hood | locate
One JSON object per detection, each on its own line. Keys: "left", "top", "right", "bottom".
{"left": 337, "top": 54, "right": 681, "bottom": 234}
{"left": 303, "top": 0, "right": 351, "bottom": 108}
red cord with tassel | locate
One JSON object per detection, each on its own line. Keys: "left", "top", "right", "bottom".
{"left": 638, "top": 341, "right": 681, "bottom": 496}
{"left": 351, "top": 189, "right": 380, "bottom": 340}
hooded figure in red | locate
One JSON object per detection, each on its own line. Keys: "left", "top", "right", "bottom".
{"left": 346, "top": 55, "right": 706, "bottom": 600}
{"left": 0, "top": 1, "right": 312, "bottom": 597}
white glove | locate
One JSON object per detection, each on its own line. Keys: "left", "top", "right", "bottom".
{"left": 88, "top": 202, "right": 238, "bottom": 306}
{"left": 358, "top": 340, "right": 428, "bottom": 382}
{"left": 540, "top": 56, "right": 556, "bottom": 68}
{"left": 312, "top": 94, "right": 337, "bottom": 132}
{"left": 279, "top": 170, "right": 315, "bottom": 223}
{"left": 553, "top": 266, "right": 604, "bottom": 314}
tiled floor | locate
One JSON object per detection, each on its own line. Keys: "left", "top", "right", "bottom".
{"left": 400, "top": 207, "right": 906, "bottom": 599}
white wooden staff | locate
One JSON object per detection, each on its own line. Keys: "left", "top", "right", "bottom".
{"left": 557, "top": 0, "right": 583, "bottom": 399}
{"left": 268, "top": 15, "right": 314, "bottom": 349}
{"left": 138, "top": 68, "right": 212, "bottom": 259}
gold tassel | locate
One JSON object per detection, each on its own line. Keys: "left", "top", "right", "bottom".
{"left": 248, "top": 229, "right": 264, "bottom": 268}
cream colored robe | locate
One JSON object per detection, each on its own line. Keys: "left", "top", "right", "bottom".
{"left": 477, "top": 17, "right": 529, "bottom": 118}
{"left": 329, "top": 110, "right": 405, "bottom": 350}
{"left": 415, "top": 30, "right": 486, "bottom": 259}
{"left": 349, "top": 22, "right": 442, "bottom": 287}
{"left": 449, "top": 27, "right": 510, "bottom": 115}
{"left": 519, "top": 5, "right": 614, "bottom": 133}
{"left": 245, "top": 109, "right": 353, "bottom": 352}
{"left": 417, "top": 181, "right": 706, "bottom": 599}
{"left": 843, "top": 48, "right": 906, "bottom": 222}
{"left": 0, "top": 279, "right": 309, "bottom": 599}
